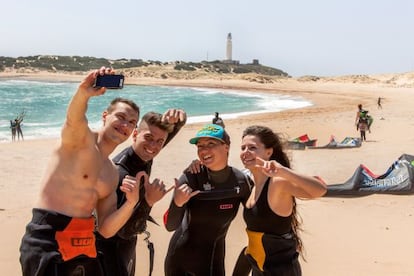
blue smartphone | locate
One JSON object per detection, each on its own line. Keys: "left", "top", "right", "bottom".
{"left": 94, "top": 74, "right": 124, "bottom": 89}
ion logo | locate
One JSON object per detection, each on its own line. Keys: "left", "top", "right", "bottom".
{"left": 220, "top": 204, "right": 233, "bottom": 209}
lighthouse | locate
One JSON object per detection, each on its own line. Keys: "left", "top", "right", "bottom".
{"left": 226, "top": 33, "right": 232, "bottom": 61}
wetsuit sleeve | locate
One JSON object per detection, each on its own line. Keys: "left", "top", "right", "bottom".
{"left": 115, "top": 165, "right": 129, "bottom": 207}
{"left": 163, "top": 117, "right": 186, "bottom": 147}
{"left": 114, "top": 162, "right": 153, "bottom": 239}
{"left": 163, "top": 174, "right": 188, "bottom": 232}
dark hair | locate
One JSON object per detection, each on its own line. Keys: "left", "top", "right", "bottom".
{"left": 242, "top": 125, "right": 304, "bottom": 256}
{"left": 138, "top": 111, "right": 174, "bottom": 133}
{"left": 107, "top": 97, "right": 140, "bottom": 116}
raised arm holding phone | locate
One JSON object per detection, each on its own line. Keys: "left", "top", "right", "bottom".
{"left": 19, "top": 67, "right": 141, "bottom": 276}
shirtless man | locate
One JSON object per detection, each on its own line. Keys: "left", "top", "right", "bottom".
{"left": 19, "top": 67, "right": 141, "bottom": 276}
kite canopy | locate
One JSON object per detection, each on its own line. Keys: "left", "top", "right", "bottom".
{"left": 308, "top": 135, "right": 361, "bottom": 149}
{"left": 287, "top": 134, "right": 317, "bottom": 150}
{"left": 325, "top": 154, "right": 414, "bottom": 197}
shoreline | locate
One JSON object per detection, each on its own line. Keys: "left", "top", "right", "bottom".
{"left": 0, "top": 77, "right": 314, "bottom": 143}
{"left": 1, "top": 70, "right": 414, "bottom": 275}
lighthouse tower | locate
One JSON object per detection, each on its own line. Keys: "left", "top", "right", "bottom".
{"left": 226, "top": 33, "right": 232, "bottom": 61}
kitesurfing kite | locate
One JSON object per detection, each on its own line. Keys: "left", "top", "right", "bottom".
{"left": 308, "top": 135, "right": 361, "bottom": 149}
{"left": 325, "top": 154, "right": 414, "bottom": 197}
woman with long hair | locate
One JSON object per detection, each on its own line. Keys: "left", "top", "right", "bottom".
{"left": 238, "top": 125, "right": 326, "bottom": 275}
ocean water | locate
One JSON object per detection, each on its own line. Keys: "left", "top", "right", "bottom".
{"left": 0, "top": 80, "right": 312, "bottom": 142}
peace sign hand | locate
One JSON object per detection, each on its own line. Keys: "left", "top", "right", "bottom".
{"left": 255, "top": 157, "right": 283, "bottom": 177}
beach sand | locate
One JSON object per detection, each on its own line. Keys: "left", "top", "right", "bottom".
{"left": 1, "top": 71, "right": 414, "bottom": 275}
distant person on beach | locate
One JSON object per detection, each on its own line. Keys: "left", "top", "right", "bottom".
{"left": 355, "top": 104, "right": 364, "bottom": 127}
{"left": 164, "top": 124, "right": 252, "bottom": 276}
{"left": 355, "top": 104, "right": 373, "bottom": 133}
{"left": 357, "top": 117, "right": 368, "bottom": 141}
{"left": 235, "top": 125, "right": 326, "bottom": 275}
{"left": 96, "top": 108, "right": 187, "bottom": 276}
{"left": 377, "top": 97, "right": 383, "bottom": 109}
{"left": 10, "top": 119, "right": 17, "bottom": 141}
{"left": 212, "top": 111, "right": 225, "bottom": 128}
{"left": 15, "top": 111, "right": 25, "bottom": 141}
{"left": 357, "top": 109, "right": 370, "bottom": 141}
{"left": 19, "top": 67, "right": 141, "bottom": 276}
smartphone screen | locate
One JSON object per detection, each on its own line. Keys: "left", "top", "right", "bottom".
{"left": 94, "top": 74, "right": 124, "bottom": 89}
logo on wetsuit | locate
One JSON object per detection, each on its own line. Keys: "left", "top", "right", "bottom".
{"left": 203, "top": 183, "right": 212, "bottom": 190}
{"left": 71, "top": 237, "right": 94, "bottom": 247}
{"left": 220, "top": 204, "right": 233, "bottom": 209}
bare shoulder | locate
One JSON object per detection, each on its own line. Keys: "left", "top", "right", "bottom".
{"left": 269, "top": 176, "right": 290, "bottom": 191}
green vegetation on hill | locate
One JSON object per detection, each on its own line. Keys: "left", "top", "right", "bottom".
{"left": 0, "top": 55, "right": 289, "bottom": 77}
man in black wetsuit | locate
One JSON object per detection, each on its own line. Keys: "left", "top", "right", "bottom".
{"left": 164, "top": 124, "right": 252, "bottom": 276}
{"left": 212, "top": 111, "right": 225, "bottom": 128}
{"left": 96, "top": 109, "right": 186, "bottom": 276}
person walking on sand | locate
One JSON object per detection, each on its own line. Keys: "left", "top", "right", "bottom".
{"left": 377, "top": 97, "right": 383, "bottom": 109}
{"left": 96, "top": 108, "right": 187, "bottom": 276}
{"left": 357, "top": 112, "right": 369, "bottom": 141}
{"left": 19, "top": 67, "right": 141, "bottom": 276}
{"left": 164, "top": 124, "right": 252, "bottom": 276}
{"left": 235, "top": 125, "right": 326, "bottom": 275}
{"left": 355, "top": 104, "right": 373, "bottom": 133}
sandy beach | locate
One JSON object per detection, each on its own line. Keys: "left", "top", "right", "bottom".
{"left": 1, "top": 70, "right": 414, "bottom": 275}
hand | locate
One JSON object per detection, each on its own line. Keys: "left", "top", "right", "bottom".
{"left": 120, "top": 171, "right": 144, "bottom": 207}
{"left": 173, "top": 179, "right": 200, "bottom": 207}
{"left": 144, "top": 178, "right": 174, "bottom": 206}
{"left": 255, "top": 157, "right": 283, "bottom": 177}
{"left": 78, "top": 67, "right": 114, "bottom": 98}
{"left": 162, "top": 109, "right": 187, "bottom": 125}
{"left": 184, "top": 159, "right": 202, "bottom": 174}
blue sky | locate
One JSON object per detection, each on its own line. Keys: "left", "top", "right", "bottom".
{"left": 2, "top": 0, "right": 414, "bottom": 77}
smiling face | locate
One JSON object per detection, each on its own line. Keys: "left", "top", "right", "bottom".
{"left": 132, "top": 121, "right": 168, "bottom": 162}
{"left": 196, "top": 137, "right": 229, "bottom": 171}
{"left": 102, "top": 102, "right": 139, "bottom": 145}
{"left": 240, "top": 134, "right": 273, "bottom": 170}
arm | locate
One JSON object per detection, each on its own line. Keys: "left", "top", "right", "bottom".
{"left": 355, "top": 111, "right": 360, "bottom": 125}
{"left": 164, "top": 176, "right": 199, "bottom": 231}
{"left": 257, "top": 157, "right": 326, "bottom": 199}
{"left": 275, "top": 166, "right": 327, "bottom": 199}
{"left": 96, "top": 171, "right": 143, "bottom": 238}
{"left": 162, "top": 109, "right": 187, "bottom": 147}
{"left": 117, "top": 177, "right": 174, "bottom": 239}
{"left": 164, "top": 197, "right": 186, "bottom": 232}
{"left": 61, "top": 68, "right": 108, "bottom": 148}
{"left": 16, "top": 110, "right": 26, "bottom": 122}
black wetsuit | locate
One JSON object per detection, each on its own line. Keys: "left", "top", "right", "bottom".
{"left": 243, "top": 178, "right": 300, "bottom": 276}
{"left": 96, "top": 121, "right": 184, "bottom": 276}
{"left": 164, "top": 166, "right": 252, "bottom": 276}
{"left": 20, "top": 208, "right": 104, "bottom": 276}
